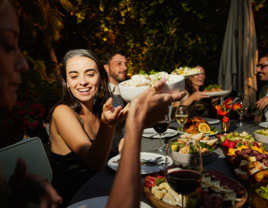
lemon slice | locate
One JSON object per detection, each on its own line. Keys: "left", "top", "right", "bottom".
{"left": 198, "top": 123, "right": 210, "bottom": 134}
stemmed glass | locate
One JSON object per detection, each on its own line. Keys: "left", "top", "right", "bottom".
{"left": 152, "top": 114, "right": 170, "bottom": 154}
{"left": 165, "top": 138, "right": 203, "bottom": 208}
{"left": 175, "top": 106, "right": 188, "bottom": 133}
{"left": 236, "top": 100, "right": 248, "bottom": 127}
{"left": 194, "top": 100, "right": 205, "bottom": 117}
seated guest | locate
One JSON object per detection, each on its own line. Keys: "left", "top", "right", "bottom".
{"left": 103, "top": 50, "right": 128, "bottom": 156}
{"left": 244, "top": 53, "right": 268, "bottom": 121}
{"left": 49, "top": 49, "right": 128, "bottom": 207}
{"left": 0, "top": 0, "right": 62, "bottom": 207}
{"left": 171, "top": 66, "right": 214, "bottom": 119}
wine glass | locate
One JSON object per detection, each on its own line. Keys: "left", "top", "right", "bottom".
{"left": 194, "top": 100, "right": 205, "bottom": 117}
{"left": 165, "top": 138, "right": 203, "bottom": 208}
{"left": 152, "top": 114, "right": 170, "bottom": 154}
{"left": 175, "top": 106, "right": 188, "bottom": 133}
{"left": 236, "top": 100, "right": 248, "bottom": 127}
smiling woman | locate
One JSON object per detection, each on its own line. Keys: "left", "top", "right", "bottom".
{"left": 48, "top": 49, "right": 129, "bottom": 207}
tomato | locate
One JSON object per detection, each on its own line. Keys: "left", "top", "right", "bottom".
{"left": 223, "top": 139, "right": 230, "bottom": 147}
{"left": 223, "top": 116, "right": 229, "bottom": 123}
{"left": 227, "top": 141, "right": 236, "bottom": 149}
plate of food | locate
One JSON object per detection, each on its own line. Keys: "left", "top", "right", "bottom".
{"left": 253, "top": 129, "right": 268, "bottom": 144}
{"left": 218, "top": 131, "right": 268, "bottom": 180}
{"left": 259, "top": 122, "right": 268, "bottom": 128}
{"left": 171, "top": 66, "right": 202, "bottom": 78}
{"left": 144, "top": 166, "right": 247, "bottom": 208}
{"left": 177, "top": 117, "right": 218, "bottom": 136}
{"left": 142, "top": 128, "right": 179, "bottom": 138}
{"left": 203, "top": 84, "right": 231, "bottom": 97}
{"left": 68, "top": 196, "right": 152, "bottom": 208}
{"left": 119, "top": 71, "right": 185, "bottom": 101}
{"left": 107, "top": 152, "right": 173, "bottom": 175}
{"left": 170, "top": 134, "right": 217, "bottom": 164}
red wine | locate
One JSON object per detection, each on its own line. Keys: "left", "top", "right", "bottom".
{"left": 166, "top": 170, "right": 201, "bottom": 195}
{"left": 153, "top": 122, "right": 169, "bottom": 134}
{"left": 195, "top": 109, "right": 205, "bottom": 116}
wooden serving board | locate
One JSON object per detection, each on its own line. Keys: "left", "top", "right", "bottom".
{"left": 144, "top": 179, "right": 248, "bottom": 208}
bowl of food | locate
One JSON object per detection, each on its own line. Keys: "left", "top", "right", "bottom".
{"left": 254, "top": 129, "right": 268, "bottom": 144}
{"left": 119, "top": 72, "right": 185, "bottom": 102}
{"left": 249, "top": 169, "right": 268, "bottom": 208}
{"left": 170, "top": 135, "right": 217, "bottom": 165}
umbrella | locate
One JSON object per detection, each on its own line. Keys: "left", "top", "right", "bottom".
{"left": 218, "top": 0, "right": 258, "bottom": 109}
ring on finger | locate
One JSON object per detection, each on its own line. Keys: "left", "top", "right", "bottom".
{"left": 151, "top": 84, "right": 159, "bottom": 93}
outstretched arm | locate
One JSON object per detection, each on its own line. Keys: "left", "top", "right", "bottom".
{"left": 106, "top": 79, "right": 185, "bottom": 208}
{"left": 52, "top": 97, "right": 127, "bottom": 172}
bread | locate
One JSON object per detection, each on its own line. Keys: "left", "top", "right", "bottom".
{"left": 235, "top": 168, "right": 249, "bottom": 180}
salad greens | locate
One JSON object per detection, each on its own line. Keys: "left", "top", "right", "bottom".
{"left": 255, "top": 185, "right": 268, "bottom": 200}
{"left": 204, "top": 84, "right": 221, "bottom": 91}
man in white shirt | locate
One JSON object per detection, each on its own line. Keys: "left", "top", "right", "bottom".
{"left": 103, "top": 50, "right": 128, "bottom": 155}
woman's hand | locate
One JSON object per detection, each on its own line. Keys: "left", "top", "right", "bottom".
{"left": 102, "top": 98, "right": 125, "bottom": 124}
{"left": 189, "top": 91, "right": 209, "bottom": 102}
{"left": 8, "top": 158, "right": 62, "bottom": 208}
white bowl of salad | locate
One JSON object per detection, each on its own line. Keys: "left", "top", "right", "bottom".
{"left": 119, "top": 71, "right": 185, "bottom": 102}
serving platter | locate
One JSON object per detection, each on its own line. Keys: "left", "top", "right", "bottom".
{"left": 142, "top": 128, "right": 179, "bottom": 138}
{"left": 203, "top": 90, "right": 231, "bottom": 97}
{"left": 143, "top": 177, "right": 248, "bottom": 208}
{"left": 107, "top": 152, "right": 173, "bottom": 175}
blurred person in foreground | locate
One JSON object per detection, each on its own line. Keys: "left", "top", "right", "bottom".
{"left": 244, "top": 53, "right": 268, "bottom": 122}
{"left": 0, "top": 0, "right": 62, "bottom": 207}
{"left": 103, "top": 50, "right": 128, "bottom": 156}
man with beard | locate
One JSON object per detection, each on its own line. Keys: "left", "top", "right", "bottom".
{"left": 103, "top": 50, "right": 128, "bottom": 155}
{"left": 244, "top": 53, "right": 268, "bottom": 121}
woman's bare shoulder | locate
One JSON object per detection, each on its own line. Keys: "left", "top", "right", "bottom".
{"left": 52, "top": 104, "right": 77, "bottom": 120}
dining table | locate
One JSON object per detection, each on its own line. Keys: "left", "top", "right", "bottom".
{"left": 68, "top": 119, "right": 263, "bottom": 207}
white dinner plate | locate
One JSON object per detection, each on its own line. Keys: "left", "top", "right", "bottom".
{"left": 203, "top": 90, "right": 231, "bottom": 97}
{"left": 259, "top": 122, "right": 268, "bottom": 128}
{"left": 203, "top": 118, "right": 221, "bottom": 124}
{"left": 177, "top": 129, "right": 218, "bottom": 136}
{"left": 179, "top": 71, "right": 203, "bottom": 79}
{"left": 68, "top": 196, "right": 152, "bottom": 208}
{"left": 142, "top": 128, "right": 179, "bottom": 138}
{"left": 107, "top": 152, "right": 173, "bottom": 175}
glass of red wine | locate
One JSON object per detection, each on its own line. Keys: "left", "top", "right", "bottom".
{"left": 152, "top": 114, "right": 170, "bottom": 154}
{"left": 194, "top": 100, "right": 205, "bottom": 117}
{"left": 165, "top": 138, "right": 203, "bottom": 207}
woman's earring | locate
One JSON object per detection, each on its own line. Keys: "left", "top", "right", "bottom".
{"left": 99, "top": 82, "right": 104, "bottom": 98}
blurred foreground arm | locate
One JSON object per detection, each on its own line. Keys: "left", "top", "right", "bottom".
{"left": 8, "top": 159, "right": 62, "bottom": 208}
{"left": 106, "top": 79, "right": 185, "bottom": 208}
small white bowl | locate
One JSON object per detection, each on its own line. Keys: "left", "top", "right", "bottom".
{"left": 171, "top": 149, "right": 214, "bottom": 165}
{"left": 253, "top": 130, "right": 268, "bottom": 144}
{"left": 118, "top": 75, "right": 185, "bottom": 102}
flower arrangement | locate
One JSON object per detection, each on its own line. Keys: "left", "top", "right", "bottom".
{"left": 215, "top": 97, "right": 242, "bottom": 123}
